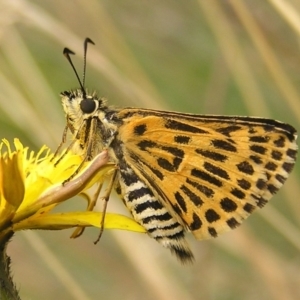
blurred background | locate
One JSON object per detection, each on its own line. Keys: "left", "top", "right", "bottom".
{"left": 0, "top": 0, "right": 300, "bottom": 299}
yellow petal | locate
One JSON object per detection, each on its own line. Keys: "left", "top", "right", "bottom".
{"left": 13, "top": 211, "right": 146, "bottom": 233}
{"left": 1, "top": 151, "right": 25, "bottom": 208}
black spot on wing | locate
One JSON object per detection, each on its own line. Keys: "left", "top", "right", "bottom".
{"left": 273, "top": 136, "right": 285, "bottom": 148}
{"left": 162, "top": 146, "right": 184, "bottom": 159}
{"left": 237, "top": 179, "right": 251, "bottom": 190}
{"left": 249, "top": 155, "right": 263, "bottom": 164}
{"left": 205, "top": 209, "right": 221, "bottom": 223}
{"left": 251, "top": 194, "right": 268, "bottom": 208}
{"left": 275, "top": 174, "right": 286, "bottom": 184}
{"left": 190, "top": 213, "right": 202, "bottom": 231}
{"left": 230, "top": 188, "right": 246, "bottom": 199}
{"left": 196, "top": 149, "right": 228, "bottom": 162}
{"left": 157, "top": 146, "right": 184, "bottom": 172}
{"left": 174, "top": 191, "right": 187, "bottom": 213}
{"left": 243, "top": 203, "right": 256, "bottom": 213}
{"left": 267, "top": 184, "right": 278, "bottom": 195}
{"left": 256, "top": 178, "right": 266, "bottom": 190}
{"left": 248, "top": 127, "right": 257, "bottom": 134}
{"left": 265, "top": 162, "right": 277, "bottom": 171}
{"left": 250, "top": 145, "right": 267, "bottom": 154}
{"left": 174, "top": 135, "right": 191, "bottom": 144}
{"left": 287, "top": 148, "right": 297, "bottom": 159}
{"left": 236, "top": 161, "right": 254, "bottom": 175}
{"left": 158, "top": 146, "right": 184, "bottom": 162}
{"left": 157, "top": 158, "right": 176, "bottom": 172}
{"left": 249, "top": 136, "right": 270, "bottom": 143}
{"left": 216, "top": 125, "right": 242, "bottom": 136}
{"left": 180, "top": 185, "right": 204, "bottom": 207}
{"left": 220, "top": 197, "right": 238, "bottom": 212}
{"left": 227, "top": 218, "right": 240, "bottom": 229}
{"left": 134, "top": 124, "right": 147, "bottom": 135}
{"left": 211, "top": 139, "right": 237, "bottom": 152}
{"left": 271, "top": 150, "right": 282, "bottom": 161}
{"left": 186, "top": 178, "right": 215, "bottom": 198}
{"left": 203, "top": 162, "right": 230, "bottom": 179}
{"left": 263, "top": 124, "right": 273, "bottom": 132}
{"left": 208, "top": 227, "right": 218, "bottom": 238}
{"left": 137, "top": 140, "right": 157, "bottom": 151}
{"left": 282, "top": 162, "right": 294, "bottom": 173}
{"left": 165, "top": 119, "right": 209, "bottom": 134}
{"left": 191, "top": 169, "right": 223, "bottom": 187}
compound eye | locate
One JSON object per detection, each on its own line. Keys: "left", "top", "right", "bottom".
{"left": 80, "top": 98, "right": 96, "bottom": 113}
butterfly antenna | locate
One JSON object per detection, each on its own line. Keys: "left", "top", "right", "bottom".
{"left": 63, "top": 38, "right": 95, "bottom": 97}
{"left": 63, "top": 47, "right": 86, "bottom": 97}
{"left": 83, "top": 37, "right": 95, "bottom": 88}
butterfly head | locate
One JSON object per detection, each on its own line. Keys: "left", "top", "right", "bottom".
{"left": 60, "top": 89, "right": 108, "bottom": 133}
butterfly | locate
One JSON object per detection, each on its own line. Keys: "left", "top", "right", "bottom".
{"left": 59, "top": 38, "right": 298, "bottom": 263}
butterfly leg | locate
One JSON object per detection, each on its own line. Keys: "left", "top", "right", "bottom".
{"left": 94, "top": 168, "right": 119, "bottom": 244}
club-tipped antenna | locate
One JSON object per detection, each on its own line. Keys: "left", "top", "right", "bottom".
{"left": 83, "top": 38, "right": 95, "bottom": 87}
{"left": 63, "top": 48, "right": 86, "bottom": 97}
{"left": 63, "top": 38, "right": 95, "bottom": 98}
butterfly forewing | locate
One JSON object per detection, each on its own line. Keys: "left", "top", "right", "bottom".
{"left": 116, "top": 108, "right": 297, "bottom": 240}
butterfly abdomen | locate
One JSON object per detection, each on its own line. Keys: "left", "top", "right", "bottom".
{"left": 115, "top": 163, "right": 194, "bottom": 263}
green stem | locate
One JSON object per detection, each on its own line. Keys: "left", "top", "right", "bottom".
{"left": 0, "top": 232, "right": 20, "bottom": 300}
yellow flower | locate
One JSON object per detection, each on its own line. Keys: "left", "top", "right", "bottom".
{"left": 0, "top": 139, "right": 145, "bottom": 241}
